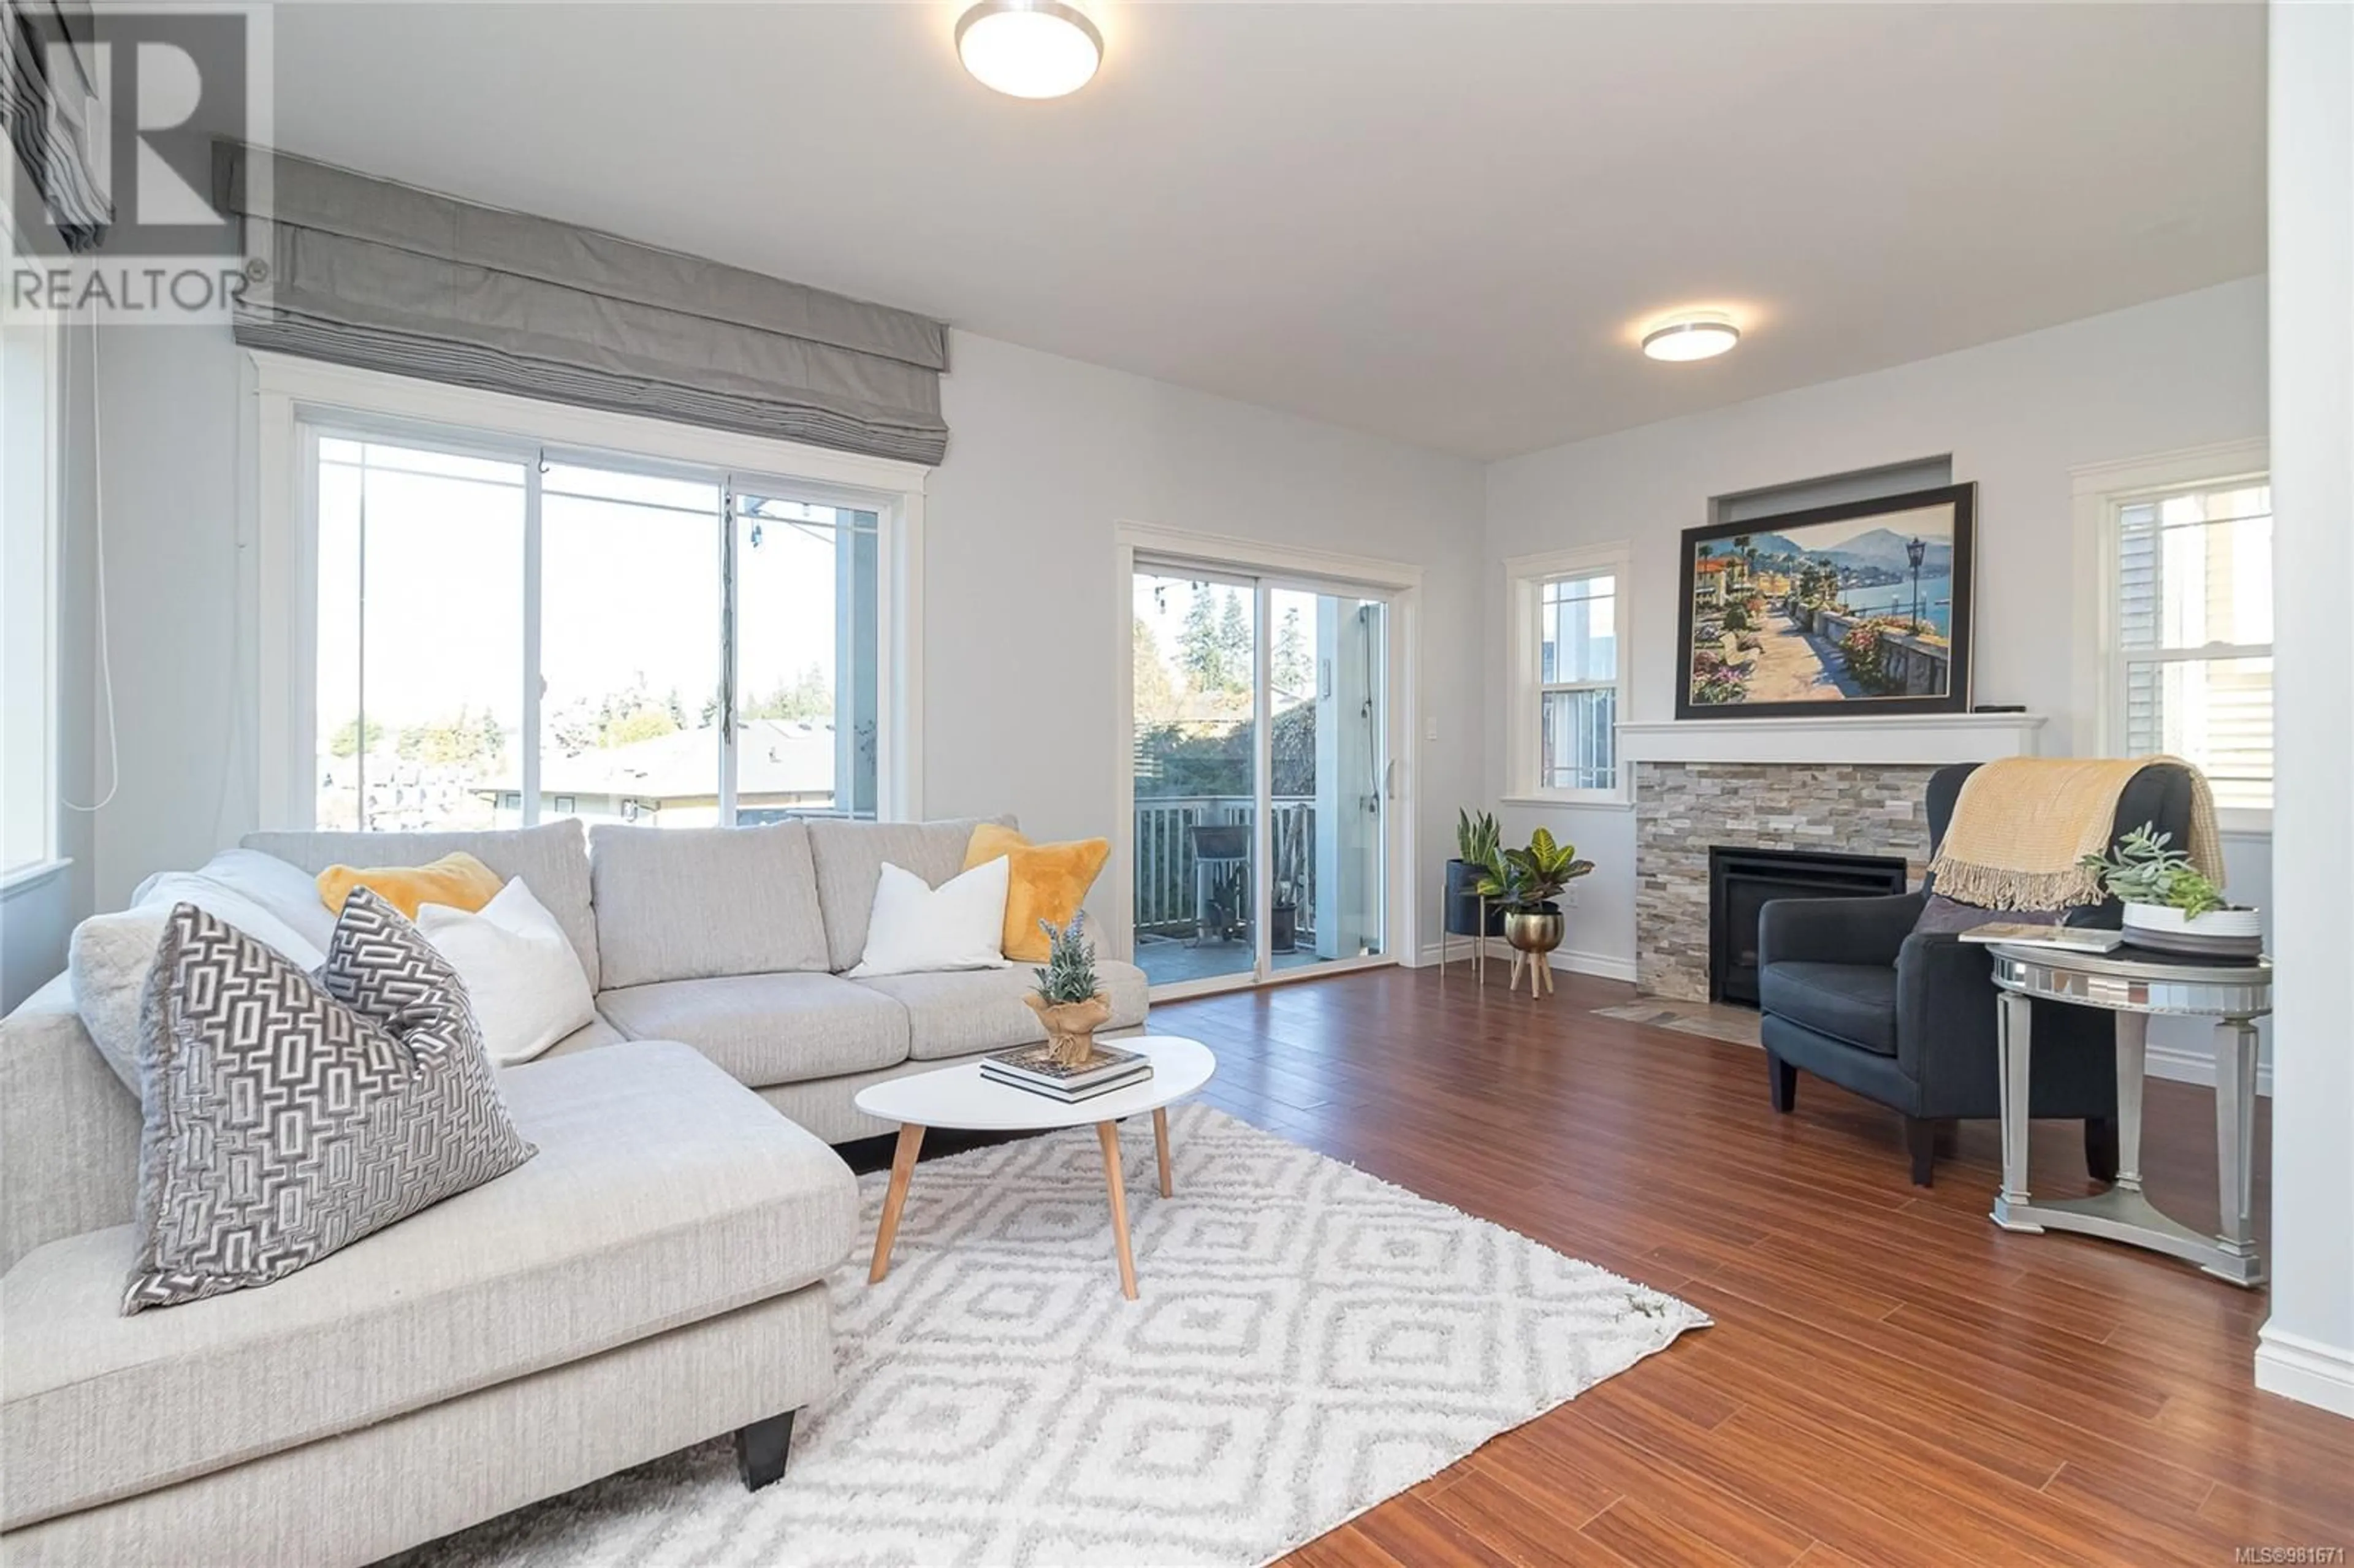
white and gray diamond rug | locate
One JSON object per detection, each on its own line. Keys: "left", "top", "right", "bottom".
{"left": 394, "top": 1103, "right": 1707, "bottom": 1567}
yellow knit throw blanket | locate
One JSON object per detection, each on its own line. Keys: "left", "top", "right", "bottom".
{"left": 1926, "top": 756, "right": 2225, "bottom": 911}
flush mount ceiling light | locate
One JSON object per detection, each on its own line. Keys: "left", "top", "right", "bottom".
{"left": 956, "top": 0, "right": 1103, "bottom": 99}
{"left": 1641, "top": 314, "right": 1742, "bottom": 362}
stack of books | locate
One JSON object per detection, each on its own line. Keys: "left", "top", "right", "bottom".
{"left": 982, "top": 1041, "right": 1153, "bottom": 1103}
{"left": 1957, "top": 922, "right": 2124, "bottom": 953}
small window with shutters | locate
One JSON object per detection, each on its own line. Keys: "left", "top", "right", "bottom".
{"left": 2108, "top": 477, "right": 2272, "bottom": 812}
{"left": 1505, "top": 542, "right": 1631, "bottom": 804}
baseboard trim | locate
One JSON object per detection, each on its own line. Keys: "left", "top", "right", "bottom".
{"left": 1408, "top": 950, "right": 2274, "bottom": 1085}
{"left": 1415, "top": 938, "right": 1637, "bottom": 984}
{"left": 2255, "top": 1325, "right": 2354, "bottom": 1419}
{"left": 2145, "top": 1041, "right": 2276, "bottom": 1097}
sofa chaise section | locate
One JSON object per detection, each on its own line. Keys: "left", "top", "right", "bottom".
{"left": 0, "top": 1028, "right": 856, "bottom": 1566}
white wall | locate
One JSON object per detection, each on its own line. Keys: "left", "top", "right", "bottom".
{"left": 78, "top": 322, "right": 250, "bottom": 913}
{"left": 0, "top": 324, "right": 101, "bottom": 1011}
{"left": 1483, "top": 278, "right": 2271, "bottom": 994}
{"left": 65, "top": 323, "right": 1485, "bottom": 964}
{"left": 928, "top": 331, "right": 1485, "bottom": 958}
{"left": 2257, "top": 0, "right": 2353, "bottom": 1420}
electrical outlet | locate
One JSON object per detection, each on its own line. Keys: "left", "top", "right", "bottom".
{"left": 1424, "top": 717, "right": 1439, "bottom": 741}
{"left": 1564, "top": 888, "right": 1580, "bottom": 907}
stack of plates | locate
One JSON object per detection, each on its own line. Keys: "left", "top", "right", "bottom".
{"left": 2120, "top": 903, "right": 2264, "bottom": 960}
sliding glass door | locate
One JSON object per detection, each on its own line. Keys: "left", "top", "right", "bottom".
{"left": 1129, "top": 564, "right": 1392, "bottom": 992}
{"left": 1132, "top": 569, "right": 1261, "bottom": 986}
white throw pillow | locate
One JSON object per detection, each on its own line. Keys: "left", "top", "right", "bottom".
{"left": 414, "top": 878, "right": 596, "bottom": 1066}
{"left": 132, "top": 847, "right": 335, "bottom": 969}
{"left": 848, "top": 856, "right": 1011, "bottom": 978}
{"left": 74, "top": 848, "right": 336, "bottom": 1095}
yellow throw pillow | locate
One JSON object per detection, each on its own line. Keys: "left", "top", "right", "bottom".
{"left": 964, "top": 823, "right": 1110, "bottom": 963}
{"left": 317, "top": 851, "right": 505, "bottom": 921}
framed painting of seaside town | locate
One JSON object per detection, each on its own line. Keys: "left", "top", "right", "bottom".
{"left": 1674, "top": 483, "right": 1976, "bottom": 721}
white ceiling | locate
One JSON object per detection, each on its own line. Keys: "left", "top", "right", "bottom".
{"left": 265, "top": 2, "right": 2266, "bottom": 460}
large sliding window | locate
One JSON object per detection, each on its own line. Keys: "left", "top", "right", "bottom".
{"left": 310, "top": 423, "right": 880, "bottom": 832}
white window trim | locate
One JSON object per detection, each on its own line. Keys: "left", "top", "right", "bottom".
{"left": 1503, "top": 541, "right": 1632, "bottom": 807}
{"left": 246, "top": 351, "right": 929, "bottom": 830}
{"left": 2070, "top": 438, "right": 2271, "bottom": 834}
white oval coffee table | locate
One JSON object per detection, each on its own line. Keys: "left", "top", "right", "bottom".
{"left": 853, "top": 1035, "right": 1216, "bottom": 1300}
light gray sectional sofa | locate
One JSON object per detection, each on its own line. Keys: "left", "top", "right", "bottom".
{"left": 244, "top": 815, "right": 1150, "bottom": 1142}
{"left": 0, "top": 815, "right": 1147, "bottom": 1566}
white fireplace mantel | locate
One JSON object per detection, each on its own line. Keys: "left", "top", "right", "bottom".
{"left": 1619, "top": 712, "right": 2048, "bottom": 767}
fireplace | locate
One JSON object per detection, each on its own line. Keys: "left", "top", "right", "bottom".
{"left": 1707, "top": 845, "right": 1909, "bottom": 1006}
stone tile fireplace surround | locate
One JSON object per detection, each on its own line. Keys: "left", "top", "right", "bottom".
{"left": 1636, "top": 762, "right": 1937, "bottom": 1000}
{"left": 1618, "top": 713, "right": 2047, "bottom": 1001}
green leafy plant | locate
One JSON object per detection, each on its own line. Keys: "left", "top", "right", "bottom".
{"left": 1476, "top": 827, "right": 1597, "bottom": 913}
{"left": 2078, "top": 823, "right": 2227, "bottom": 917}
{"left": 1032, "top": 913, "right": 1105, "bottom": 1005}
{"left": 1456, "top": 807, "right": 1501, "bottom": 867}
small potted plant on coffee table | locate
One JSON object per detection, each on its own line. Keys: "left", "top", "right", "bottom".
{"left": 1476, "top": 828, "right": 1596, "bottom": 997}
{"left": 1025, "top": 913, "right": 1114, "bottom": 1065}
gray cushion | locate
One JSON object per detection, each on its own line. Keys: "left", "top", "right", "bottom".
{"left": 540, "top": 1013, "right": 629, "bottom": 1057}
{"left": 1, "top": 1041, "right": 856, "bottom": 1531}
{"left": 854, "top": 959, "right": 1151, "bottom": 1061}
{"left": 588, "top": 823, "right": 828, "bottom": 988}
{"left": 242, "top": 821, "right": 601, "bottom": 991}
{"left": 595, "top": 972, "right": 908, "bottom": 1086}
{"left": 1759, "top": 960, "right": 1900, "bottom": 1057}
{"left": 805, "top": 816, "right": 1010, "bottom": 972}
{"left": 125, "top": 894, "right": 537, "bottom": 1313}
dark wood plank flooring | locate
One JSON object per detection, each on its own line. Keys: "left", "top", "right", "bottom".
{"left": 1133, "top": 964, "right": 2351, "bottom": 1567}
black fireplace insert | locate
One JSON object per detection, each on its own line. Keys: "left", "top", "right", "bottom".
{"left": 1708, "top": 845, "right": 1910, "bottom": 1006}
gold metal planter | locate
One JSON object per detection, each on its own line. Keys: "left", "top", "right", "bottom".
{"left": 1503, "top": 908, "right": 1565, "bottom": 998}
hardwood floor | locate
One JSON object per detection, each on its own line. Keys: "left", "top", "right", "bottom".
{"left": 1138, "top": 964, "right": 2351, "bottom": 1568}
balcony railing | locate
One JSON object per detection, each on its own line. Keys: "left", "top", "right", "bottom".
{"left": 1133, "top": 795, "right": 1316, "bottom": 938}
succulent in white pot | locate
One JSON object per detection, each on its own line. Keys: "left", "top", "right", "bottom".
{"left": 2079, "top": 824, "right": 2261, "bottom": 954}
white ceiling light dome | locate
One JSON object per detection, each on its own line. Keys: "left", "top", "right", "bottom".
{"left": 1641, "top": 313, "right": 1742, "bottom": 362}
{"left": 957, "top": 1, "right": 1103, "bottom": 100}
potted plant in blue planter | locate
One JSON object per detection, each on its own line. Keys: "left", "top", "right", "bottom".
{"left": 1447, "top": 809, "right": 1506, "bottom": 942}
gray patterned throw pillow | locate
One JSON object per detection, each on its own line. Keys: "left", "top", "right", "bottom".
{"left": 124, "top": 888, "right": 537, "bottom": 1314}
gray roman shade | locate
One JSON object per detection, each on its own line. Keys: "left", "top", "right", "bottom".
{"left": 2, "top": 3, "right": 109, "bottom": 251}
{"left": 220, "top": 145, "right": 948, "bottom": 465}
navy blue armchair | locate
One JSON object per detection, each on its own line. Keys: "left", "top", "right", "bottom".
{"left": 1758, "top": 761, "right": 2198, "bottom": 1186}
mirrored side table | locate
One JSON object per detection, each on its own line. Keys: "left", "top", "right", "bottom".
{"left": 1987, "top": 943, "right": 2269, "bottom": 1288}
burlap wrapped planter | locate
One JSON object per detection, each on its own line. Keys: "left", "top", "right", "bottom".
{"left": 1024, "top": 994, "right": 1114, "bottom": 1067}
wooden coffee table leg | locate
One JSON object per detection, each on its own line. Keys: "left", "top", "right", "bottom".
{"left": 1152, "top": 1106, "right": 1174, "bottom": 1197}
{"left": 868, "top": 1122, "right": 926, "bottom": 1283}
{"left": 1096, "top": 1121, "right": 1140, "bottom": 1300}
